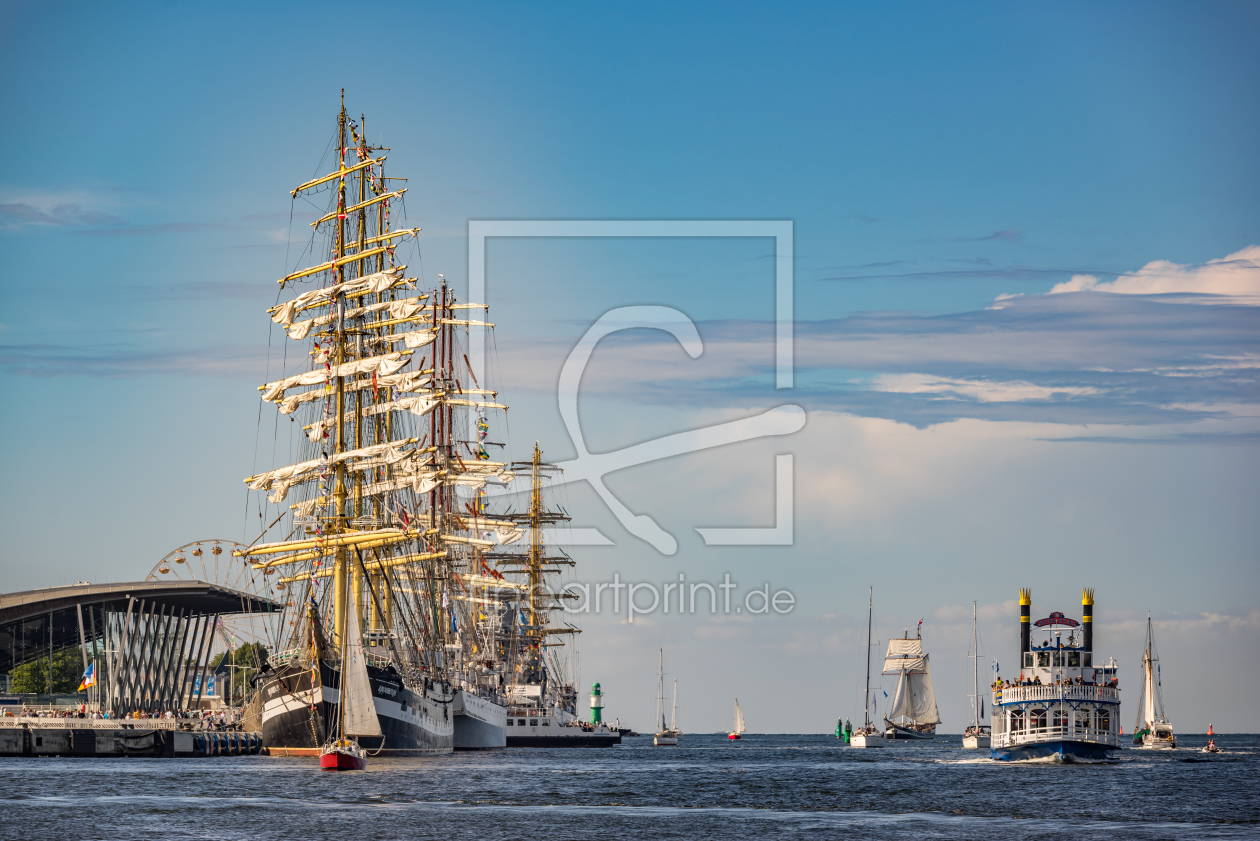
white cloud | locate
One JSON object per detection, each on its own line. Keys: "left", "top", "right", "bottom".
{"left": 873, "top": 373, "right": 1102, "bottom": 403}
{"left": 1048, "top": 245, "right": 1260, "bottom": 304}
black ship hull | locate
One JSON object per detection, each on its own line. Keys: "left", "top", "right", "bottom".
{"left": 883, "top": 718, "right": 937, "bottom": 740}
{"left": 259, "top": 659, "right": 453, "bottom": 756}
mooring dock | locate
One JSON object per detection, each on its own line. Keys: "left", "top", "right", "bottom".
{"left": 0, "top": 718, "right": 264, "bottom": 757}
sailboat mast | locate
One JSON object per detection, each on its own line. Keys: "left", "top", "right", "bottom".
{"left": 864, "top": 586, "right": 873, "bottom": 728}
{"left": 973, "top": 601, "right": 980, "bottom": 729}
{"left": 1144, "top": 613, "right": 1156, "bottom": 727}
{"left": 657, "top": 649, "right": 664, "bottom": 730}
{"left": 671, "top": 678, "right": 678, "bottom": 730}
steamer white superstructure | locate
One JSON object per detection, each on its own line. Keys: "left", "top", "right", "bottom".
{"left": 990, "top": 589, "right": 1121, "bottom": 761}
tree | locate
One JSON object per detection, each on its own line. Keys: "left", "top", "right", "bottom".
{"left": 10, "top": 650, "right": 85, "bottom": 694}
{"left": 208, "top": 642, "right": 270, "bottom": 704}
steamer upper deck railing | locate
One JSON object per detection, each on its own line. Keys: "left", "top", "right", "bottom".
{"left": 994, "top": 684, "right": 1119, "bottom": 704}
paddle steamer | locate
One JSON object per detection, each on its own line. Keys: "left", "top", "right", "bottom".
{"left": 990, "top": 589, "right": 1121, "bottom": 761}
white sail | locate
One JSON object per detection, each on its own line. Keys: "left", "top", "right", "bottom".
{"left": 285, "top": 296, "right": 428, "bottom": 340}
{"left": 246, "top": 438, "right": 420, "bottom": 502}
{"left": 733, "top": 698, "right": 746, "bottom": 733}
{"left": 887, "top": 653, "right": 939, "bottom": 726}
{"left": 306, "top": 395, "right": 439, "bottom": 442}
{"left": 883, "top": 638, "right": 926, "bottom": 674}
{"left": 277, "top": 371, "right": 431, "bottom": 414}
{"left": 261, "top": 351, "right": 411, "bottom": 402}
{"left": 400, "top": 329, "right": 438, "bottom": 349}
{"left": 888, "top": 670, "right": 914, "bottom": 720}
{"left": 908, "top": 656, "right": 941, "bottom": 725}
{"left": 340, "top": 595, "right": 382, "bottom": 738}
{"left": 271, "top": 266, "right": 407, "bottom": 326}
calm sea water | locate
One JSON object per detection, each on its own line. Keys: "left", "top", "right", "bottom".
{"left": 4, "top": 733, "right": 1257, "bottom": 840}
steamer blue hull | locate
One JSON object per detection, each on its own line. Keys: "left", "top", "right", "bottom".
{"left": 259, "top": 660, "right": 453, "bottom": 756}
{"left": 991, "top": 739, "right": 1117, "bottom": 762}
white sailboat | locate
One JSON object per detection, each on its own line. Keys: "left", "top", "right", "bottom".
{"left": 1134, "top": 613, "right": 1176, "bottom": 749}
{"left": 961, "top": 601, "right": 991, "bottom": 749}
{"left": 850, "top": 587, "right": 885, "bottom": 748}
{"left": 653, "top": 650, "right": 682, "bottom": 746}
{"left": 319, "top": 594, "right": 379, "bottom": 770}
{"left": 728, "top": 698, "right": 746, "bottom": 740}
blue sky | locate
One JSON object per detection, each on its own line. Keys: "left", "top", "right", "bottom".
{"left": 2, "top": 1, "right": 1258, "bottom": 731}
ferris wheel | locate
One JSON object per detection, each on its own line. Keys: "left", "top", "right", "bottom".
{"left": 146, "top": 539, "right": 289, "bottom": 657}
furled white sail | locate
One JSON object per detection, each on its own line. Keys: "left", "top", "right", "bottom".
{"left": 495, "top": 526, "right": 525, "bottom": 544}
{"left": 271, "top": 266, "right": 407, "bottom": 326}
{"left": 306, "top": 396, "right": 437, "bottom": 442}
{"left": 247, "top": 438, "right": 419, "bottom": 502}
{"left": 340, "top": 595, "right": 382, "bottom": 738}
{"left": 277, "top": 371, "right": 431, "bottom": 414}
{"left": 285, "top": 296, "right": 429, "bottom": 340}
{"left": 261, "top": 352, "right": 411, "bottom": 402}
{"left": 883, "top": 638, "right": 926, "bottom": 674}
{"left": 290, "top": 472, "right": 440, "bottom": 517}
{"left": 401, "top": 329, "right": 438, "bottom": 349}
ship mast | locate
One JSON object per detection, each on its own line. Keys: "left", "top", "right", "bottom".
{"left": 494, "top": 444, "right": 576, "bottom": 695}
{"left": 972, "top": 601, "right": 980, "bottom": 730}
{"left": 864, "top": 586, "right": 873, "bottom": 729}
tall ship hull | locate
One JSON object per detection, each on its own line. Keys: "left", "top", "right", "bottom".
{"left": 883, "top": 720, "right": 936, "bottom": 740}
{"left": 259, "top": 659, "right": 453, "bottom": 756}
{"left": 452, "top": 689, "right": 507, "bottom": 749}
{"left": 990, "top": 589, "right": 1120, "bottom": 762}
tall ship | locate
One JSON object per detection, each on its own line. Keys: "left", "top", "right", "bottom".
{"left": 1133, "top": 614, "right": 1176, "bottom": 748}
{"left": 241, "top": 94, "right": 518, "bottom": 755}
{"left": 882, "top": 622, "right": 940, "bottom": 740}
{"left": 990, "top": 589, "right": 1122, "bottom": 761}
{"left": 490, "top": 446, "right": 620, "bottom": 747}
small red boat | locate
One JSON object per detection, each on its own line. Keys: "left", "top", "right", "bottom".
{"left": 728, "top": 698, "right": 746, "bottom": 741}
{"left": 320, "top": 740, "right": 366, "bottom": 771}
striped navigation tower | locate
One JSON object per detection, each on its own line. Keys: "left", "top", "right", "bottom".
{"left": 590, "top": 683, "right": 604, "bottom": 724}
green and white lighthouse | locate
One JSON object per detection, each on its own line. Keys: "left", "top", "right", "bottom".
{"left": 590, "top": 682, "right": 604, "bottom": 724}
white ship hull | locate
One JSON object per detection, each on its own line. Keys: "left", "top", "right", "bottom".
{"left": 850, "top": 730, "right": 884, "bottom": 748}
{"left": 452, "top": 689, "right": 507, "bottom": 750}
{"left": 504, "top": 711, "right": 621, "bottom": 747}
{"left": 1136, "top": 727, "right": 1176, "bottom": 749}
{"left": 961, "top": 733, "right": 991, "bottom": 749}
